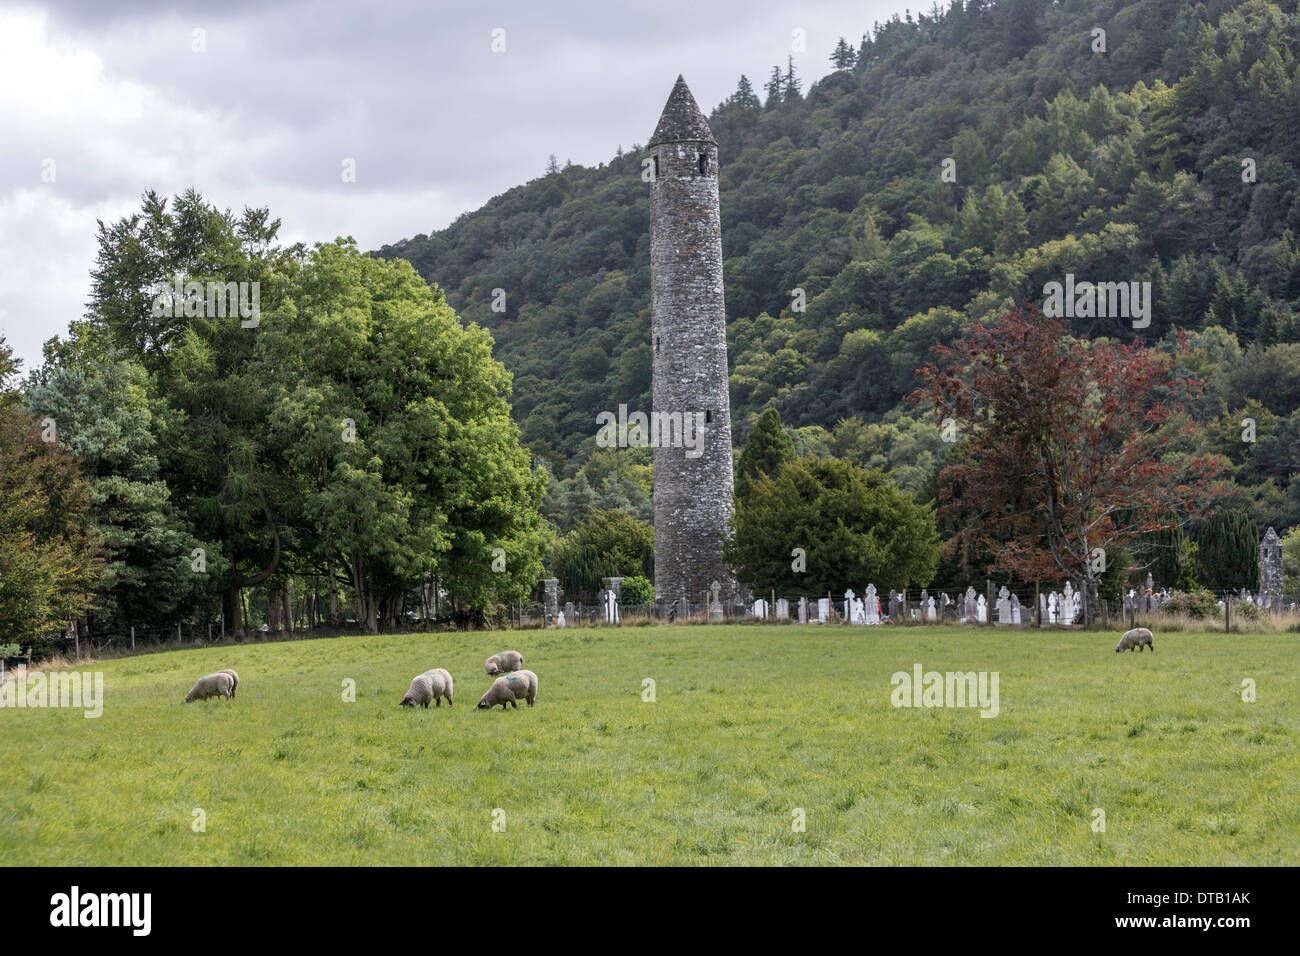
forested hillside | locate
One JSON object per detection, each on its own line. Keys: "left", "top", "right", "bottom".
{"left": 377, "top": 0, "right": 1300, "bottom": 536}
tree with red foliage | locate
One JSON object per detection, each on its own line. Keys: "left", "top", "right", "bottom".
{"left": 910, "top": 305, "right": 1228, "bottom": 623}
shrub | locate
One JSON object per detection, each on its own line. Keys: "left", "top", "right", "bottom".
{"left": 1158, "top": 589, "right": 1220, "bottom": 619}
{"left": 620, "top": 575, "right": 655, "bottom": 606}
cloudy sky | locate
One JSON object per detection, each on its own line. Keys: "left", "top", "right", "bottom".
{"left": 1, "top": 0, "right": 907, "bottom": 371}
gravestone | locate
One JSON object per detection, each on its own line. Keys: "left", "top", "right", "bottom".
{"left": 604, "top": 589, "right": 620, "bottom": 624}
{"left": 1011, "top": 593, "right": 1022, "bottom": 625}
{"left": 776, "top": 598, "right": 790, "bottom": 621}
{"left": 710, "top": 581, "right": 723, "bottom": 621}
{"left": 996, "top": 586, "right": 1012, "bottom": 625}
{"left": 1041, "top": 592, "right": 1049, "bottom": 623}
{"left": 976, "top": 594, "right": 988, "bottom": 623}
{"left": 940, "top": 593, "right": 954, "bottom": 622}
{"left": 964, "top": 586, "right": 978, "bottom": 623}
{"left": 557, "top": 611, "right": 566, "bottom": 628}
{"left": 888, "top": 591, "right": 900, "bottom": 621}
{"left": 543, "top": 578, "right": 559, "bottom": 624}
{"left": 817, "top": 597, "right": 830, "bottom": 624}
{"left": 797, "top": 597, "right": 808, "bottom": 623}
{"left": 864, "top": 584, "right": 880, "bottom": 625}
{"left": 753, "top": 598, "right": 768, "bottom": 620}
{"left": 565, "top": 601, "right": 574, "bottom": 625}
{"left": 844, "top": 590, "right": 856, "bottom": 624}
{"left": 1261, "top": 527, "right": 1283, "bottom": 610}
{"left": 926, "top": 596, "right": 936, "bottom": 621}
{"left": 1048, "top": 592, "right": 1059, "bottom": 624}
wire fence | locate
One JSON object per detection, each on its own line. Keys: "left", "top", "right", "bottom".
{"left": 8, "top": 586, "right": 1297, "bottom": 665}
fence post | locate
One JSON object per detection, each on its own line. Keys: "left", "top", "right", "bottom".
{"left": 130, "top": 626, "right": 135, "bottom": 651}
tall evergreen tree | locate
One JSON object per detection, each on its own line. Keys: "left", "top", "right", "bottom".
{"left": 736, "top": 408, "right": 796, "bottom": 501}
{"left": 783, "top": 56, "right": 802, "bottom": 101}
{"left": 1198, "top": 509, "right": 1261, "bottom": 592}
{"left": 763, "top": 66, "right": 784, "bottom": 109}
{"left": 830, "top": 37, "right": 857, "bottom": 70}
{"left": 729, "top": 74, "right": 761, "bottom": 111}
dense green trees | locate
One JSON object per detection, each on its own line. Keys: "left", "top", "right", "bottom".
{"left": 550, "top": 509, "right": 653, "bottom": 603}
{"left": 1198, "top": 509, "right": 1263, "bottom": 592}
{"left": 0, "top": 339, "right": 104, "bottom": 650}
{"left": 27, "top": 192, "right": 551, "bottom": 639}
{"left": 724, "top": 456, "right": 939, "bottom": 596}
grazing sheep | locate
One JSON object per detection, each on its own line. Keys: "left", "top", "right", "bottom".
{"left": 184, "top": 671, "right": 235, "bottom": 703}
{"left": 1115, "top": 627, "right": 1154, "bottom": 653}
{"left": 477, "top": 669, "right": 538, "bottom": 710}
{"left": 214, "top": 669, "right": 239, "bottom": 698}
{"left": 401, "top": 668, "right": 453, "bottom": 708}
{"left": 484, "top": 650, "right": 524, "bottom": 676}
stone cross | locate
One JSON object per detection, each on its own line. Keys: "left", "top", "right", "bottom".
{"left": 710, "top": 581, "right": 722, "bottom": 621}
{"left": 996, "top": 586, "right": 1011, "bottom": 625}
{"left": 976, "top": 594, "right": 988, "bottom": 623}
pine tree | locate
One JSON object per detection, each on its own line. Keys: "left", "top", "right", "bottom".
{"left": 763, "top": 66, "right": 784, "bottom": 109}
{"left": 736, "top": 408, "right": 795, "bottom": 500}
{"left": 784, "top": 56, "right": 802, "bottom": 101}
{"left": 545, "top": 154, "right": 560, "bottom": 175}
{"left": 1198, "top": 509, "right": 1260, "bottom": 592}
{"left": 730, "top": 74, "right": 761, "bottom": 111}
{"left": 830, "top": 37, "right": 857, "bottom": 70}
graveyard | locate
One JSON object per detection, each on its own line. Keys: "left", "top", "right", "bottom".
{"left": 2, "top": 622, "right": 1296, "bottom": 866}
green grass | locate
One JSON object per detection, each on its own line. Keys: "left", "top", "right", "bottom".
{"left": 1, "top": 625, "right": 1297, "bottom": 865}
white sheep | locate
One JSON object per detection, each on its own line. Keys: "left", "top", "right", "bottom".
{"left": 184, "top": 671, "right": 236, "bottom": 703}
{"left": 484, "top": 650, "right": 523, "bottom": 676}
{"left": 214, "top": 669, "right": 239, "bottom": 698}
{"left": 401, "top": 668, "right": 454, "bottom": 708}
{"left": 1115, "top": 627, "right": 1154, "bottom": 652}
{"left": 477, "top": 669, "right": 538, "bottom": 710}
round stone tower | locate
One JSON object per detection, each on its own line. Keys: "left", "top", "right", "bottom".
{"left": 648, "top": 76, "right": 737, "bottom": 607}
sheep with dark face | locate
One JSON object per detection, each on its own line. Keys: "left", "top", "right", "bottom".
{"left": 477, "top": 670, "right": 538, "bottom": 710}
{"left": 400, "top": 668, "right": 453, "bottom": 708}
{"left": 1115, "top": 627, "right": 1154, "bottom": 652}
{"left": 484, "top": 651, "right": 523, "bottom": 676}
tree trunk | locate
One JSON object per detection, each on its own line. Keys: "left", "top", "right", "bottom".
{"left": 223, "top": 587, "right": 243, "bottom": 638}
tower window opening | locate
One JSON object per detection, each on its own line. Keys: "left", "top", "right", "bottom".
{"left": 705, "top": 410, "right": 713, "bottom": 423}
{"left": 698, "top": 152, "right": 708, "bottom": 175}
{"left": 653, "top": 155, "right": 659, "bottom": 179}
{"left": 655, "top": 336, "right": 661, "bottom": 352}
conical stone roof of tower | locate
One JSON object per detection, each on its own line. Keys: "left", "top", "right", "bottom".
{"left": 648, "top": 75, "right": 717, "bottom": 147}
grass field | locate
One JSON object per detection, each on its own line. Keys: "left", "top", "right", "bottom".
{"left": 1, "top": 624, "right": 1297, "bottom": 865}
